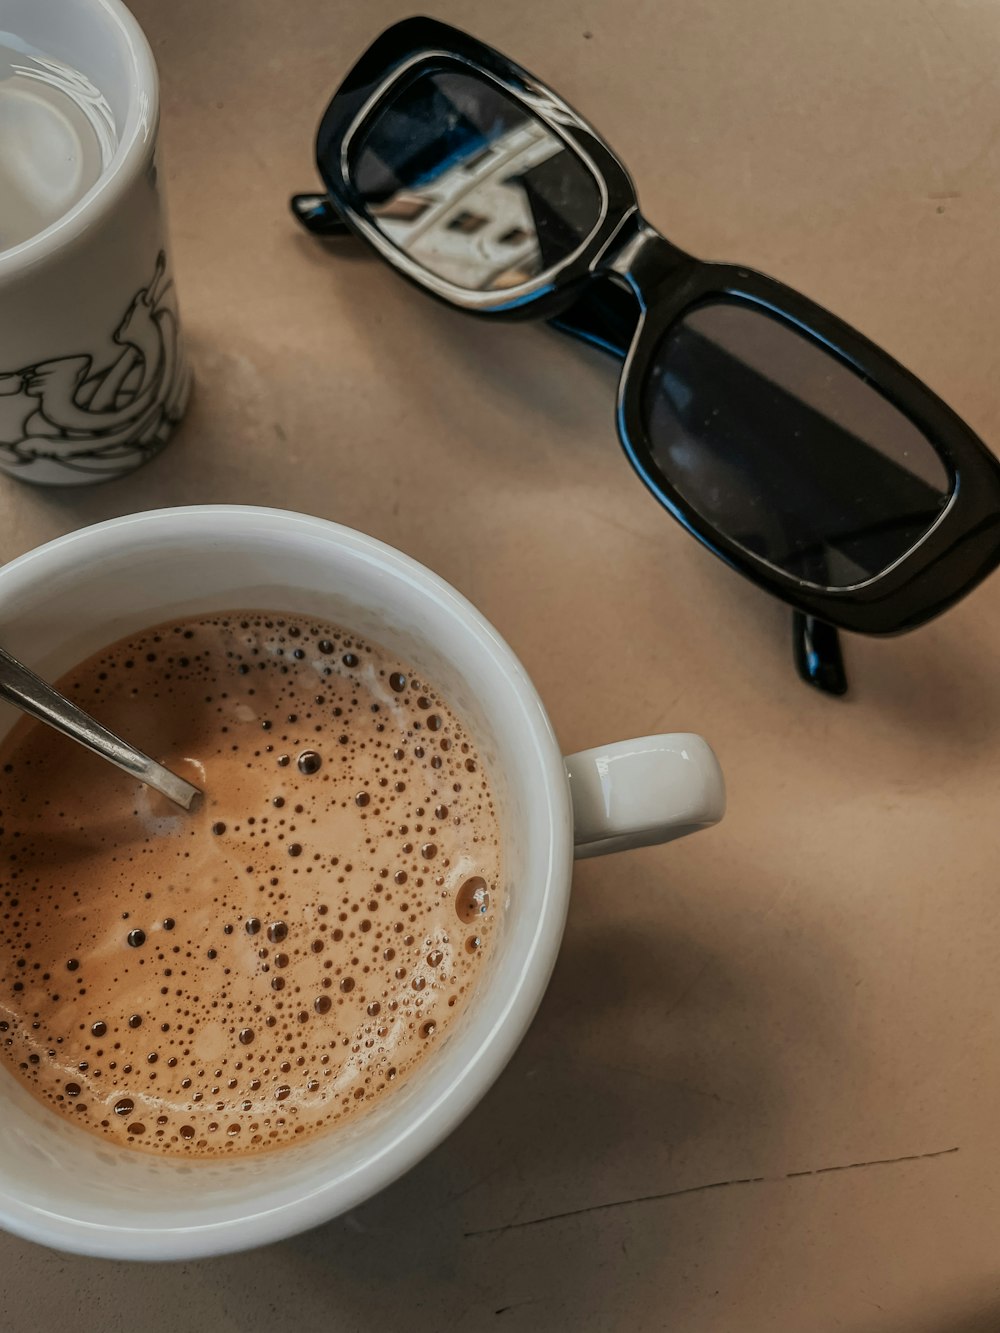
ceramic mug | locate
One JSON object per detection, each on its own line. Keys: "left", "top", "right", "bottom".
{"left": 0, "top": 506, "right": 724, "bottom": 1258}
{"left": 0, "top": 0, "right": 189, "bottom": 486}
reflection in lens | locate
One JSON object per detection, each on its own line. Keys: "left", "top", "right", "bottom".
{"left": 641, "top": 301, "right": 952, "bottom": 588}
{"left": 350, "top": 69, "right": 603, "bottom": 292}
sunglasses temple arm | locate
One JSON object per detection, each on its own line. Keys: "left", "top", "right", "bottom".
{"left": 290, "top": 192, "right": 353, "bottom": 237}
{"left": 792, "top": 612, "right": 848, "bottom": 695}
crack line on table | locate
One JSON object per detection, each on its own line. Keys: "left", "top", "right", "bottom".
{"left": 464, "top": 1146, "right": 959, "bottom": 1238}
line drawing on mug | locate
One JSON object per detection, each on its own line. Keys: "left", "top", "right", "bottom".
{"left": 0, "top": 251, "right": 190, "bottom": 478}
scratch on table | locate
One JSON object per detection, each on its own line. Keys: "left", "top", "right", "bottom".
{"left": 466, "top": 1174, "right": 767, "bottom": 1238}
{"left": 495, "top": 1299, "right": 543, "bottom": 1316}
{"left": 577, "top": 504, "right": 667, "bottom": 553}
{"left": 661, "top": 957, "right": 713, "bottom": 1021}
{"left": 464, "top": 1146, "right": 958, "bottom": 1238}
{"left": 783, "top": 1145, "right": 958, "bottom": 1178}
{"left": 447, "top": 1161, "right": 506, "bottom": 1204}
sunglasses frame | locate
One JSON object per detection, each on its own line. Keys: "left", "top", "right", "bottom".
{"left": 308, "top": 15, "right": 1000, "bottom": 640}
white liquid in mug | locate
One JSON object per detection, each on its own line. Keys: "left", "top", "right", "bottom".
{"left": 0, "top": 33, "right": 117, "bottom": 253}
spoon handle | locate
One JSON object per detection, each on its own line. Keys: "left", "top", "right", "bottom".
{"left": 0, "top": 645, "right": 202, "bottom": 811}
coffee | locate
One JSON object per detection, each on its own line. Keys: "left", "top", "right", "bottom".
{"left": 0, "top": 613, "right": 500, "bottom": 1157}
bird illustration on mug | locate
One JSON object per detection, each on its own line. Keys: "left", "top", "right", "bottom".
{"left": 0, "top": 251, "right": 190, "bottom": 479}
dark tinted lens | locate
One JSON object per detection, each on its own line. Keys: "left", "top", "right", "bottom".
{"left": 641, "top": 301, "right": 952, "bottom": 588}
{"left": 350, "top": 68, "right": 603, "bottom": 292}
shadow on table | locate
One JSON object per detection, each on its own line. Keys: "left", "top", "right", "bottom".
{"left": 237, "top": 858, "right": 845, "bottom": 1330}
{"left": 366, "top": 290, "right": 1000, "bottom": 751}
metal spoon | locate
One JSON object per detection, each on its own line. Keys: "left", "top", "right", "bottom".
{"left": 0, "top": 644, "right": 202, "bottom": 811}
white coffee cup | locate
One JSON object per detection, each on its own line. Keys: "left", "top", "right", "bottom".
{"left": 0, "top": 0, "right": 189, "bottom": 485}
{"left": 0, "top": 506, "right": 724, "bottom": 1258}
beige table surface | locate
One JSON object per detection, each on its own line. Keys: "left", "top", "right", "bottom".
{"left": 4, "top": 1, "right": 1000, "bottom": 1329}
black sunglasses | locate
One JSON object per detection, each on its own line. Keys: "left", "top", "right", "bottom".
{"left": 291, "top": 17, "right": 1000, "bottom": 695}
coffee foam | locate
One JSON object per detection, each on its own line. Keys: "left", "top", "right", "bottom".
{"left": 0, "top": 614, "right": 500, "bottom": 1157}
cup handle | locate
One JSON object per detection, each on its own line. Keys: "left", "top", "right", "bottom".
{"left": 565, "top": 734, "right": 725, "bottom": 859}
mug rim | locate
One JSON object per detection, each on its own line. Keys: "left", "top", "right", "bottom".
{"left": 0, "top": 505, "right": 574, "bottom": 1258}
{"left": 0, "top": 0, "right": 159, "bottom": 282}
